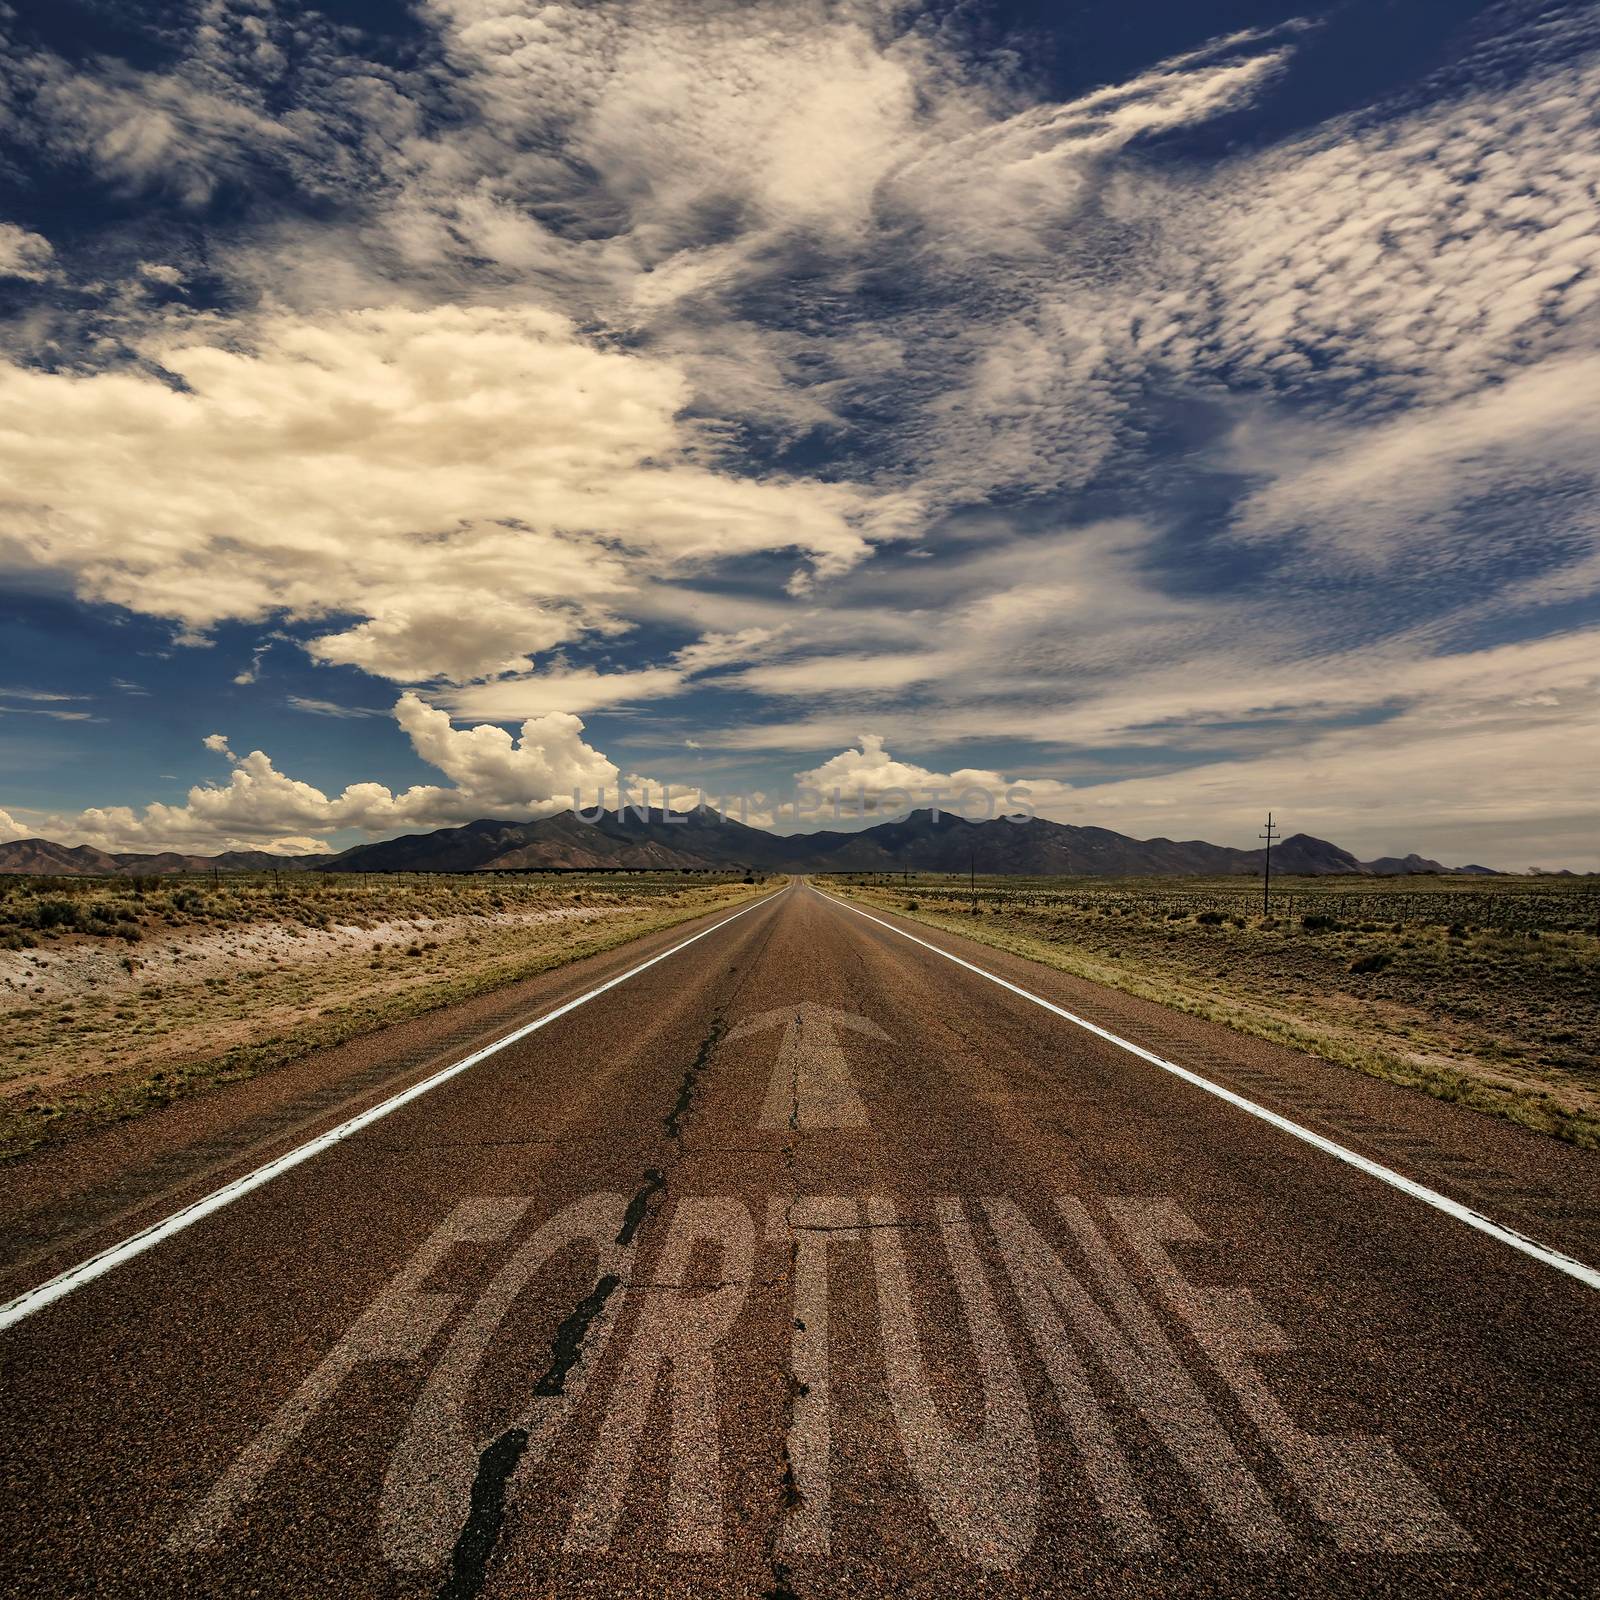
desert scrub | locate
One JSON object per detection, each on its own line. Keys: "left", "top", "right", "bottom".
{"left": 830, "top": 871, "right": 1600, "bottom": 1147}
{"left": 0, "top": 871, "right": 776, "bottom": 1159}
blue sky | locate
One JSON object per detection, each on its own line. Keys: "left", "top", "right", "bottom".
{"left": 1, "top": 0, "right": 1597, "bottom": 867}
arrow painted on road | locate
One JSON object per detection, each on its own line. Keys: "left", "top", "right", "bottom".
{"left": 727, "top": 1002, "right": 887, "bottom": 1129}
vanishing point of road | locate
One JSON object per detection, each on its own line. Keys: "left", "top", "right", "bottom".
{"left": 2, "top": 879, "right": 1596, "bottom": 1597}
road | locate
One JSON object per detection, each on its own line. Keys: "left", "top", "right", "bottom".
{"left": 1, "top": 878, "right": 1596, "bottom": 1598}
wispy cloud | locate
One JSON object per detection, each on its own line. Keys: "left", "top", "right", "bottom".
{"left": 0, "top": 687, "right": 96, "bottom": 721}
{"left": 285, "top": 696, "right": 385, "bottom": 719}
{"left": 0, "top": 1, "right": 1596, "bottom": 864}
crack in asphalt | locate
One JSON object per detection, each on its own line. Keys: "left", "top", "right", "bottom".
{"left": 766, "top": 1559, "right": 801, "bottom": 1600}
{"left": 617, "top": 1275, "right": 783, "bottom": 1291}
{"left": 765, "top": 1020, "right": 806, "bottom": 1595}
{"left": 438, "top": 904, "right": 782, "bottom": 1596}
{"left": 664, "top": 1016, "right": 728, "bottom": 1143}
{"left": 617, "top": 1169, "right": 666, "bottom": 1247}
{"left": 436, "top": 1273, "right": 622, "bottom": 1600}
{"left": 781, "top": 1199, "right": 924, "bottom": 1234}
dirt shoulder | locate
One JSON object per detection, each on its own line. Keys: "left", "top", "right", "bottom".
{"left": 0, "top": 873, "right": 774, "bottom": 1161}
{"left": 829, "top": 874, "right": 1600, "bottom": 1148}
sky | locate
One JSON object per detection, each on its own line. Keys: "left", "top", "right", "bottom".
{"left": 0, "top": 0, "right": 1597, "bottom": 868}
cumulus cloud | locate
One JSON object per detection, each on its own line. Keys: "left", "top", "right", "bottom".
{"left": 390, "top": 691, "right": 619, "bottom": 812}
{"left": 0, "top": 807, "right": 28, "bottom": 843}
{"left": 35, "top": 692, "right": 627, "bottom": 853}
{"left": 796, "top": 733, "right": 1070, "bottom": 816}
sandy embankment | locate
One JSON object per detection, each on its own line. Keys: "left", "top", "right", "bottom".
{"left": 0, "top": 904, "right": 621, "bottom": 1011}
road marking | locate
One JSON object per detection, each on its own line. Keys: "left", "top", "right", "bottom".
{"left": 869, "top": 1195, "right": 1039, "bottom": 1572}
{"left": 564, "top": 1197, "right": 755, "bottom": 1553}
{"left": 381, "top": 1192, "right": 636, "bottom": 1573}
{"left": 816, "top": 886, "right": 1600, "bottom": 1293}
{"left": 986, "top": 1195, "right": 1285, "bottom": 1551}
{"left": 1105, "top": 1196, "right": 1469, "bottom": 1551}
{"left": 162, "top": 1186, "right": 1465, "bottom": 1563}
{"left": 728, "top": 1001, "right": 883, "bottom": 1129}
{"left": 169, "top": 1198, "right": 530, "bottom": 1553}
{"left": 767, "top": 1195, "right": 862, "bottom": 1555}
{"left": 0, "top": 890, "right": 783, "bottom": 1335}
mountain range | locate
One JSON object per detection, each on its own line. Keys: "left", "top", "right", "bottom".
{"left": 0, "top": 808, "right": 1504, "bottom": 878}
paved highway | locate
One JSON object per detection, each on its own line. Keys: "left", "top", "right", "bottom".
{"left": 2, "top": 879, "right": 1596, "bottom": 1597}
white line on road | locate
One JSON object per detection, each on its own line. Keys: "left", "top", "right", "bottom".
{"left": 815, "top": 886, "right": 1600, "bottom": 1293}
{"left": 0, "top": 889, "right": 786, "bottom": 1334}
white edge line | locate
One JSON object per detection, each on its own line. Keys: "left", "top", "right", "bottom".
{"left": 0, "top": 887, "right": 786, "bottom": 1334}
{"left": 815, "top": 885, "right": 1600, "bottom": 1293}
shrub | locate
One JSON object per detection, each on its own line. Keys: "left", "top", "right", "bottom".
{"left": 1195, "top": 910, "right": 1226, "bottom": 926}
{"left": 1302, "top": 914, "right": 1340, "bottom": 932}
{"left": 30, "top": 898, "right": 82, "bottom": 930}
{"left": 1349, "top": 951, "right": 1392, "bottom": 974}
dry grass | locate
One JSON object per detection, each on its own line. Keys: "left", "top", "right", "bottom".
{"left": 830, "top": 873, "right": 1600, "bottom": 1148}
{"left": 0, "top": 872, "right": 773, "bottom": 1160}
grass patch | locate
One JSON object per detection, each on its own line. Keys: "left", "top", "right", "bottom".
{"left": 828, "top": 872, "right": 1600, "bottom": 1149}
{"left": 1, "top": 874, "right": 775, "bottom": 1161}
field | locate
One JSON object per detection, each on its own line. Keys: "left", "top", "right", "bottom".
{"left": 0, "top": 871, "right": 772, "bottom": 1161}
{"left": 831, "top": 872, "right": 1600, "bottom": 1147}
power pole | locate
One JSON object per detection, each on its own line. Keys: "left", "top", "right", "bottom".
{"left": 1259, "top": 811, "right": 1280, "bottom": 916}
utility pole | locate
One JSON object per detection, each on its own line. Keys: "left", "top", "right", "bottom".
{"left": 1259, "top": 811, "right": 1280, "bottom": 916}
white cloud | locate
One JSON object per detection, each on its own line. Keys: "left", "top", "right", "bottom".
{"left": 0, "top": 305, "right": 897, "bottom": 683}
{"left": 438, "top": 667, "right": 688, "bottom": 720}
{"left": 671, "top": 628, "right": 781, "bottom": 674}
{"left": 0, "top": 223, "right": 55, "bottom": 282}
{"left": 1168, "top": 45, "right": 1600, "bottom": 412}
{"left": 34, "top": 692, "right": 628, "bottom": 854}
{"left": 0, "top": 807, "right": 28, "bottom": 843}
{"left": 137, "top": 261, "right": 185, "bottom": 287}
{"left": 1229, "top": 351, "right": 1600, "bottom": 573}
{"left": 1055, "top": 636, "right": 1600, "bottom": 870}
{"left": 391, "top": 691, "right": 618, "bottom": 812}
{"left": 286, "top": 696, "right": 384, "bottom": 719}
{"left": 795, "top": 733, "right": 1071, "bottom": 816}
{"left": 736, "top": 652, "right": 946, "bottom": 698}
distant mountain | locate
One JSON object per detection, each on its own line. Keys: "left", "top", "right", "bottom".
{"left": 0, "top": 810, "right": 1512, "bottom": 878}
{"left": 0, "top": 839, "right": 128, "bottom": 875}
{"left": 1363, "top": 852, "right": 1448, "bottom": 876}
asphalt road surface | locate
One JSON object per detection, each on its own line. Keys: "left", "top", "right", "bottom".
{"left": 3, "top": 879, "right": 1597, "bottom": 1598}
